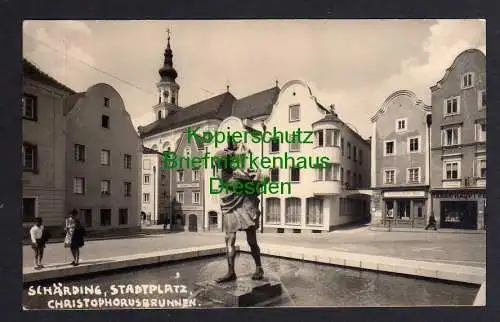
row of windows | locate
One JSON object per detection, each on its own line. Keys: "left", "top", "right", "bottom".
{"left": 268, "top": 129, "right": 363, "bottom": 165}
{"left": 265, "top": 197, "right": 324, "bottom": 225}
{"left": 382, "top": 157, "right": 486, "bottom": 184}
{"left": 72, "top": 177, "right": 132, "bottom": 196}
{"left": 440, "top": 122, "right": 486, "bottom": 146}
{"left": 383, "top": 136, "right": 421, "bottom": 156}
{"left": 383, "top": 168, "right": 422, "bottom": 184}
{"left": 23, "top": 93, "right": 111, "bottom": 122}
{"left": 384, "top": 121, "right": 486, "bottom": 157}
{"left": 78, "top": 208, "right": 128, "bottom": 227}
{"left": 143, "top": 170, "right": 199, "bottom": 184}
{"left": 143, "top": 191, "right": 200, "bottom": 205}
{"left": 443, "top": 90, "right": 486, "bottom": 116}
{"left": 21, "top": 198, "right": 128, "bottom": 227}
{"left": 75, "top": 144, "right": 133, "bottom": 168}
{"left": 175, "top": 169, "right": 200, "bottom": 183}
{"left": 22, "top": 143, "right": 133, "bottom": 173}
{"left": 270, "top": 164, "right": 363, "bottom": 188}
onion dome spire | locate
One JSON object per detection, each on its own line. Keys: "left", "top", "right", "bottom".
{"left": 158, "top": 28, "right": 178, "bottom": 81}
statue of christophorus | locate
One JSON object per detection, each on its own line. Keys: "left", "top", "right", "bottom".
{"left": 214, "top": 137, "right": 266, "bottom": 283}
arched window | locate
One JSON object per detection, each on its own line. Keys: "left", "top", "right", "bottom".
{"left": 162, "top": 142, "right": 171, "bottom": 152}
{"left": 285, "top": 197, "right": 301, "bottom": 224}
{"left": 184, "top": 147, "right": 191, "bottom": 158}
{"left": 158, "top": 110, "right": 162, "bottom": 120}
{"left": 266, "top": 198, "right": 281, "bottom": 224}
{"left": 306, "top": 197, "right": 323, "bottom": 225}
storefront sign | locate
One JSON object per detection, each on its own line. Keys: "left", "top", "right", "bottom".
{"left": 383, "top": 191, "right": 426, "bottom": 198}
{"left": 432, "top": 191, "right": 485, "bottom": 199}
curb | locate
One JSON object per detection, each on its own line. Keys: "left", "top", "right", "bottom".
{"left": 368, "top": 227, "right": 486, "bottom": 234}
{"left": 23, "top": 244, "right": 231, "bottom": 284}
{"left": 22, "top": 231, "right": 173, "bottom": 246}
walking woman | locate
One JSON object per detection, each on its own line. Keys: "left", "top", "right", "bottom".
{"left": 70, "top": 219, "right": 85, "bottom": 265}
{"left": 64, "top": 210, "right": 77, "bottom": 248}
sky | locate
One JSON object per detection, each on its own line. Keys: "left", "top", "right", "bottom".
{"left": 22, "top": 20, "right": 485, "bottom": 139}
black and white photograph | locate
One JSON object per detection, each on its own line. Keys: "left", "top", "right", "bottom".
{"left": 21, "top": 19, "right": 486, "bottom": 309}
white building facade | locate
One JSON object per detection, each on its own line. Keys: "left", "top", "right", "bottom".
{"left": 203, "top": 80, "right": 371, "bottom": 233}
{"left": 140, "top": 147, "right": 164, "bottom": 225}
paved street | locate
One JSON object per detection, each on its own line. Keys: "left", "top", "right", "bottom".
{"left": 22, "top": 227, "right": 486, "bottom": 268}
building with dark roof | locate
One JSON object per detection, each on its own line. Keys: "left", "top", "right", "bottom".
{"left": 139, "top": 34, "right": 371, "bottom": 233}
{"left": 22, "top": 58, "right": 76, "bottom": 236}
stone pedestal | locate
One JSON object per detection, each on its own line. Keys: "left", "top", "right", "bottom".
{"left": 195, "top": 275, "right": 283, "bottom": 307}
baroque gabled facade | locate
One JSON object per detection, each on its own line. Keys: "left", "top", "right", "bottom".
{"left": 429, "top": 49, "right": 486, "bottom": 230}
{"left": 259, "top": 80, "right": 371, "bottom": 233}
{"left": 370, "top": 90, "right": 432, "bottom": 228}
{"left": 65, "top": 83, "right": 141, "bottom": 232}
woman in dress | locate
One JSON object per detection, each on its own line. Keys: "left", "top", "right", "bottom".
{"left": 70, "top": 219, "right": 85, "bottom": 265}
{"left": 214, "top": 137, "right": 268, "bottom": 283}
{"left": 64, "top": 210, "right": 77, "bottom": 252}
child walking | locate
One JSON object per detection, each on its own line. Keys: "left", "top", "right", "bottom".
{"left": 70, "top": 219, "right": 85, "bottom": 266}
{"left": 30, "top": 217, "right": 49, "bottom": 270}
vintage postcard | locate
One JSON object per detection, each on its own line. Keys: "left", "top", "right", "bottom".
{"left": 21, "top": 19, "right": 485, "bottom": 309}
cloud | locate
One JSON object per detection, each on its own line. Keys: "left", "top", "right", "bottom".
{"left": 23, "top": 20, "right": 95, "bottom": 89}
{"left": 309, "top": 19, "right": 485, "bottom": 138}
{"left": 22, "top": 20, "right": 485, "bottom": 140}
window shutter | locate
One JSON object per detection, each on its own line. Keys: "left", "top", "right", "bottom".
{"left": 441, "top": 130, "right": 445, "bottom": 146}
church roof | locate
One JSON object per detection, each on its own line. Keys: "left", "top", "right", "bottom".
{"left": 139, "top": 85, "right": 282, "bottom": 139}
{"left": 23, "top": 58, "right": 76, "bottom": 94}
{"left": 138, "top": 92, "right": 236, "bottom": 138}
{"left": 142, "top": 145, "right": 163, "bottom": 155}
{"left": 231, "top": 86, "right": 280, "bottom": 119}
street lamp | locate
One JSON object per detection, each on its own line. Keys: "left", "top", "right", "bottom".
{"left": 260, "top": 122, "right": 267, "bottom": 233}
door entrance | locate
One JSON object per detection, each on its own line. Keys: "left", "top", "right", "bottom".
{"left": 188, "top": 214, "right": 198, "bottom": 232}
{"left": 208, "top": 211, "right": 218, "bottom": 231}
{"left": 440, "top": 201, "right": 478, "bottom": 229}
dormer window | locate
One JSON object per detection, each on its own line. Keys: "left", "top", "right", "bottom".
{"left": 158, "top": 110, "right": 162, "bottom": 120}
{"left": 171, "top": 96, "right": 176, "bottom": 105}
{"left": 184, "top": 147, "right": 191, "bottom": 158}
{"left": 461, "top": 72, "right": 475, "bottom": 89}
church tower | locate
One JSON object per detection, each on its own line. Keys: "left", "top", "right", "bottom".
{"left": 154, "top": 29, "right": 180, "bottom": 120}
